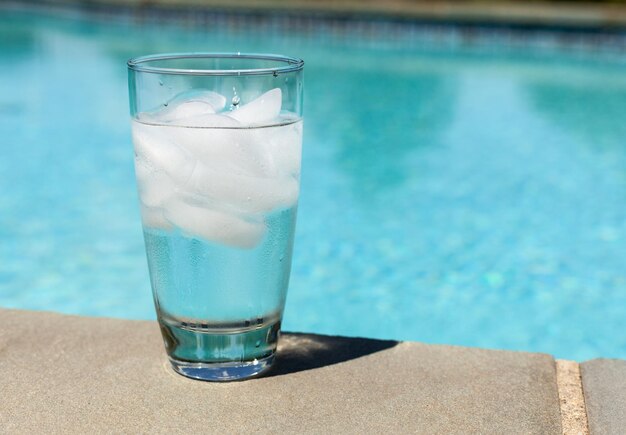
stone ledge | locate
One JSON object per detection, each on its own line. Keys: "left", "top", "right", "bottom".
{"left": 0, "top": 308, "right": 563, "bottom": 433}
{"left": 23, "top": 0, "right": 626, "bottom": 29}
{"left": 581, "top": 359, "right": 626, "bottom": 435}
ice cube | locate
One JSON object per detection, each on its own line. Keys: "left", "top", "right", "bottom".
{"left": 228, "top": 88, "right": 282, "bottom": 125}
{"left": 176, "top": 113, "right": 240, "bottom": 129}
{"left": 163, "top": 198, "right": 265, "bottom": 248}
{"left": 139, "top": 90, "right": 227, "bottom": 124}
{"left": 189, "top": 90, "right": 227, "bottom": 110}
{"left": 173, "top": 124, "right": 268, "bottom": 177}
{"left": 183, "top": 161, "right": 299, "bottom": 213}
{"left": 164, "top": 90, "right": 227, "bottom": 118}
{"left": 140, "top": 205, "right": 173, "bottom": 230}
{"left": 165, "top": 100, "right": 216, "bottom": 119}
{"left": 132, "top": 121, "right": 196, "bottom": 184}
{"left": 134, "top": 157, "right": 176, "bottom": 207}
{"left": 256, "top": 120, "right": 302, "bottom": 177}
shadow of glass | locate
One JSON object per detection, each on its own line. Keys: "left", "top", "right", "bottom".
{"left": 265, "top": 332, "right": 398, "bottom": 377}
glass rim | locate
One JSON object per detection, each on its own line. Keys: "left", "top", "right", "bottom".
{"left": 127, "top": 52, "right": 304, "bottom": 76}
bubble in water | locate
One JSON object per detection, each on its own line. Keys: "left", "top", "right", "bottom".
{"left": 255, "top": 340, "right": 261, "bottom": 347}
{"left": 232, "top": 95, "right": 240, "bottom": 106}
{"left": 273, "top": 71, "right": 278, "bottom": 78}
{"left": 158, "top": 80, "right": 163, "bottom": 86}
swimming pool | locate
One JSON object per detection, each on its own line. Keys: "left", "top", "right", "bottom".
{"left": 2, "top": 6, "right": 626, "bottom": 361}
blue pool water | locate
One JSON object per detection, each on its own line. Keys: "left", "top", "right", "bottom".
{"left": 1, "top": 7, "right": 626, "bottom": 360}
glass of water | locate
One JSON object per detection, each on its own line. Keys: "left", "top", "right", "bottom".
{"left": 127, "top": 53, "right": 304, "bottom": 381}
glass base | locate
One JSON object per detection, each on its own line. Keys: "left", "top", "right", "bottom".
{"left": 159, "top": 313, "right": 281, "bottom": 381}
{"left": 169, "top": 354, "right": 274, "bottom": 381}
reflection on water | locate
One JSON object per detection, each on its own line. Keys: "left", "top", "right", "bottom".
{"left": 527, "top": 81, "right": 626, "bottom": 152}
{"left": 0, "top": 18, "right": 36, "bottom": 58}
{"left": 311, "top": 65, "right": 455, "bottom": 199}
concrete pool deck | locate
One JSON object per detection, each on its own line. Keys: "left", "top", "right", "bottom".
{"left": 1, "top": 308, "right": 624, "bottom": 433}
{"left": 25, "top": 0, "right": 626, "bottom": 29}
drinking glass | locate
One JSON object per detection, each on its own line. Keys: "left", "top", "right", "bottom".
{"left": 127, "top": 53, "right": 304, "bottom": 381}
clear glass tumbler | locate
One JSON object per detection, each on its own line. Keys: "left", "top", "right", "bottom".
{"left": 127, "top": 53, "right": 304, "bottom": 381}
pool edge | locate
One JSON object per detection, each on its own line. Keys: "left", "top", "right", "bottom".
{"left": 0, "top": 307, "right": 583, "bottom": 433}
{"left": 6, "top": 0, "right": 626, "bottom": 31}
